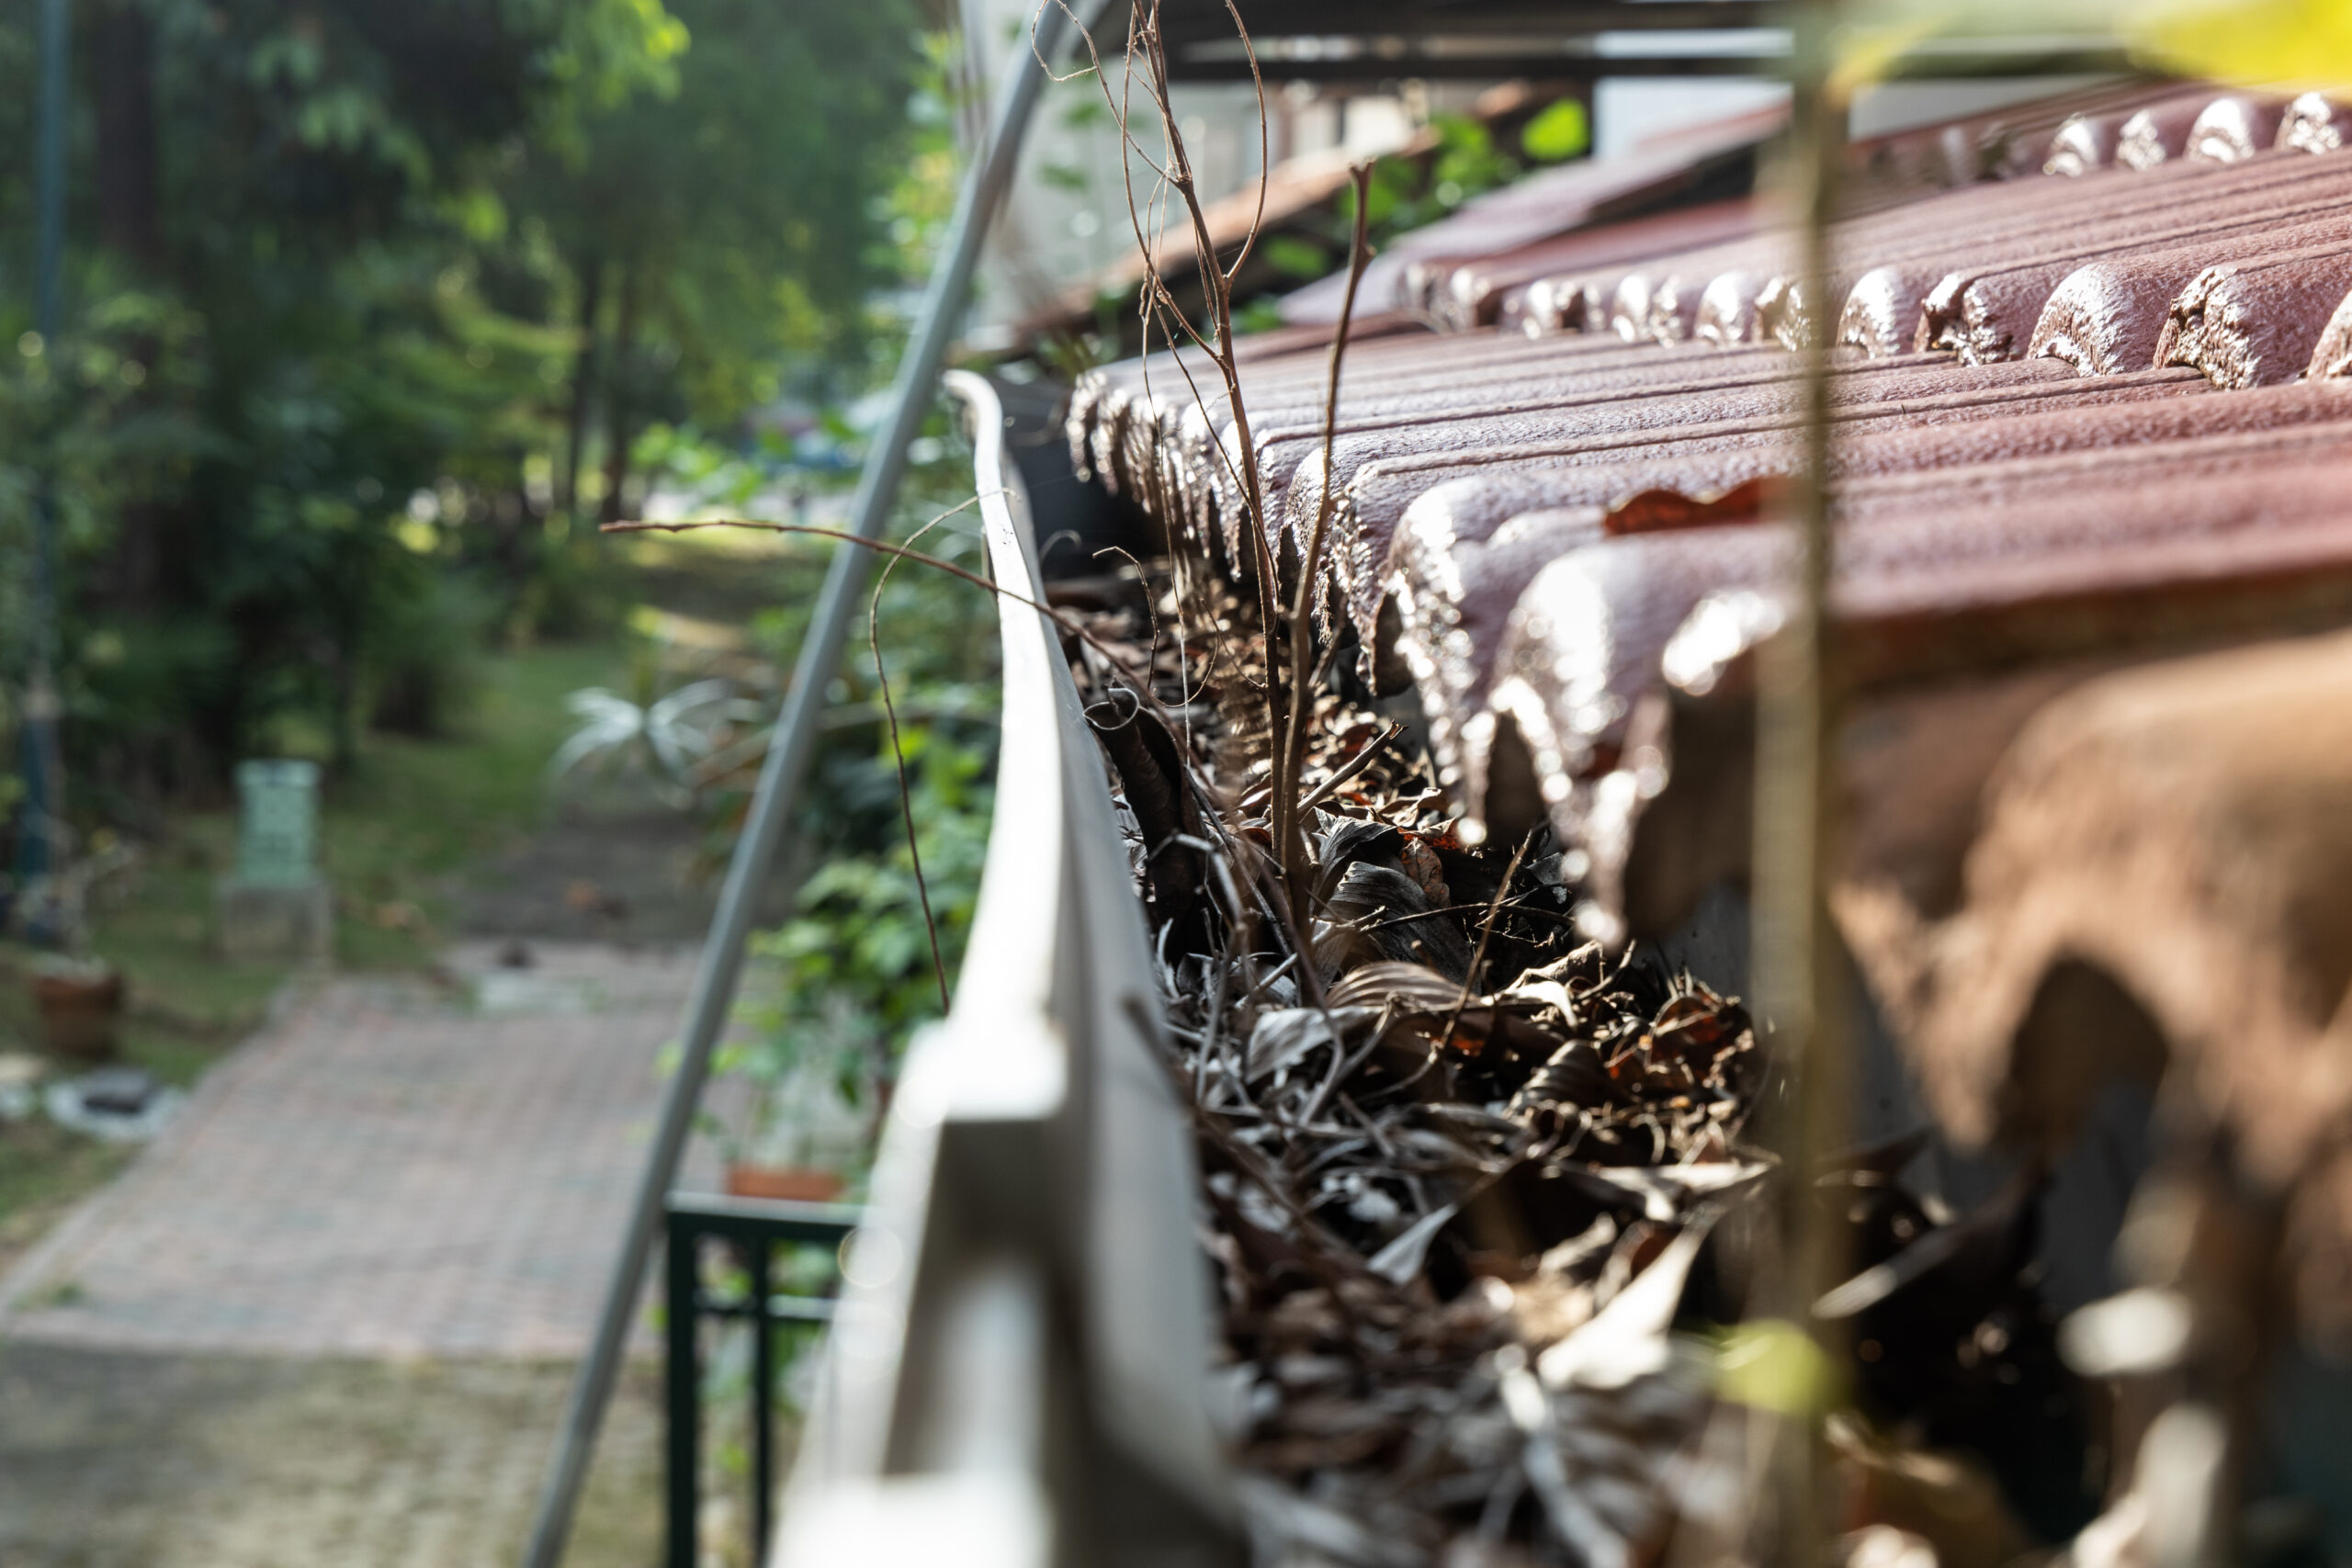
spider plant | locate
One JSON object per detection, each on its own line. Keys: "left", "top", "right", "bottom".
{"left": 548, "top": 641, "right": 764, "bottom": 807}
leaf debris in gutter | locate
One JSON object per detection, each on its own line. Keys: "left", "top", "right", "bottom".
{"left": 1057, "top": 564, "right": 2088, "bottom": 1568}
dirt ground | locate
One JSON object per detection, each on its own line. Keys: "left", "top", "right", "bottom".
{"left": 450, "top": 795, "right": 794, "bottom": 949}
{"left": 458, "top": 802, "right": 719, "bottom": 945}
{"left": 442, "top": 799, "right": 762, "bottom": 944}
{"left": 0, "top": 1345, "right": 665, "bottom": 1568}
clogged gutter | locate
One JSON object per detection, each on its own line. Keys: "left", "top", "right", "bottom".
{"left": 1061, "top": 555, "right": 2085, "bottom": 1562}
{"left": 1058, "top": 570, "right": 1781, "bottom": 1564}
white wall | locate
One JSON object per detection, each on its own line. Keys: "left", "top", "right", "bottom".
{"left": 1594, "top": 78, "right": 1792, "bottom": 157}
{"left": 956, "top": 0, "right": 1444, "bottom": 344}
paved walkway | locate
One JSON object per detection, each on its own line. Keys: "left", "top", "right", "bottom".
{"left": 0, "top": 942, "right": 748, "bottom": 1568}
{"left": 0, "top": 1345, "right": 666, "bottom": 1568}
{"left": 0, "top": 941, "right": 716, "bottom": 1356}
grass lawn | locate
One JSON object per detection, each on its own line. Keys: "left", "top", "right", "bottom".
{"left": 77, "top": 635, "right": 631, "bottom": 995}
{"left": 0, "top": 1118, "right": 132, "bottom": 1282}
{"left": 324, "top": 636, "right": 632, "bottom": 969}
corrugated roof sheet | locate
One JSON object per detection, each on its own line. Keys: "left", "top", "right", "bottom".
{"left": 1069, "top": 81, "right": 2352, "bottom": 1314}
{"left": 1277, "top": 103, "right": 1783, "bottom": 326}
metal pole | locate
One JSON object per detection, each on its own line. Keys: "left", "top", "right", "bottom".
{"left": 515, "top": 7, "right": 1114, "bottom": 1563}
{"left": 748, "top": 1237, "right": 775, "bottom": 1564}
{"left": 1754, "top": 0, "right": 1847, "bottom": 1557}
{"left": 664, "top": 1213, "right": 698, "bottom": 1568}
{"left": 18, "top": 0, "right": 70, "bottom": 898}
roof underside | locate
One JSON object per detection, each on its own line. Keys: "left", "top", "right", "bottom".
{"left": 1145, "top": 0, "right": 2128, "bottom": 80}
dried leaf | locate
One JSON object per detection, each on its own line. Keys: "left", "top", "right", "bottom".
{"left": 1537, "top": 1221, "right": 1711, "bottom": 1392}
{"left": 1248, "top": 1007, "right": 1378, "bottom": 1080}
{"left": 1369, "top": 1202, "right": 1461, "bottom": 1284}
{"left": 1329, "top": 960, "right": 1465, "bottom": 1012}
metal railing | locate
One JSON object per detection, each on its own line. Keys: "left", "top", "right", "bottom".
{"left": 662, "top": 1193, "right": 862, "bottom": 1568}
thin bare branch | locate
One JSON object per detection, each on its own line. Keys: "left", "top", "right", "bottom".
{"left": 1272, "top": 161, "right": 1376, "bottom": 933}
{"left": 867, "top": 507, "right": 975, "bottom": 1012}
{"left": 1437, "top": 831, "right": 1535, "bottom": 1055}
{"left": 1217, "top": 0, "right": 1272, "bottom": 286}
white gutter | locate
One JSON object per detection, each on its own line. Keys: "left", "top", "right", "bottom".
{"left": 775, "top": 372, "right": 1240, "bottom": 1568}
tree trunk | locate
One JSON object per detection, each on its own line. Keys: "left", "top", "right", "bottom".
{"left": 91, "top": 0, "right": 184, "bottom": 801}
{"left": 95, "top": 0, "right": 169, "bottom": 626}
{"left": 559, "top": 254, "right": 605, "bottom": 520}
{"left": 598, "top": 264, "right": 640, "bottom": 525}
{"left": 328, "top": 637, "right": 359, "bottom": 774}
{"left": 95, "top": 0, "right": 164, "bottom": 272}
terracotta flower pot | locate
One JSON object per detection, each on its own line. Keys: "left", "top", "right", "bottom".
{"left": 33, "top": 964, "right": 125, "bottom": 1063}
{"left": 724, "top": 1163, "right": 845, "bottom": 1202}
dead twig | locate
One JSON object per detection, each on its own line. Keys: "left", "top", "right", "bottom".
{"left": 1295, "top": 719, "right": 1403, "bottom": 817}
{"left": 866, "top": 505, "right": 978, "bottom": 1011}
{"left": 1437, "top": 831, "right": 1535, "bottom": 1055}
{"left": 1272, "top": 160, "right": 1377, "bottom": 931}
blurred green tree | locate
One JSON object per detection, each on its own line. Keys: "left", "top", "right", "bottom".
{"left": 507, "top": 0, "right": 924, "bottom": 522}
{"left": 0, "top": 0, "right": 923, "bottom": 807}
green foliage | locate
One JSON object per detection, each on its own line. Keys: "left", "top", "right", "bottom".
{"left": 1521, "top": 98, "right": 1593, "bottom": 164}
{"left": 868, "top": 31, "right": 971, "bottom": 315}
{"left": 733, "top": 726, "right": 994, "bottom": 1116}
{"left": 712, "top": 475, "right": 1001, "bottom": 1149}
{"left": 1232, "top": 296, "right": 1292, "bottom": 337}
{"left": 0, "top": 0, "right": 933, "bottom": 824}
{"left": 512, "top": 527, "right": 631, "bottom": 640}
{"left": 1261, "top": 233, "right": 1332, "bottom": 282}
{"left": 542, "top": 0, "right": 694, "bottom": 127}
{"left": 0, "top": 1, "right": 663, "bottom": 794}
{"left": 1427, "top": 112, "right": 1521, "bottom": 206}
{"left": 1336, "top": 98, "right": 1589, "bottom": 255}
{"left": 513, "top": 0, "right": 927, "bottom": 419}
{"left": 366, "top": 566, "right": 501, "bottom": 739}
{"left": 1343, "top": 112, "right": 1516, "bottom": 243}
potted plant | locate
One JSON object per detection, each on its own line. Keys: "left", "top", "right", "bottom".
{"left": 31, "top": 953, "right": 123, "bottom": 1063}
{"left": 713, "top": 1006, "right": 873, "bottom": 1202}
{"left": 12, "top": 830, "right": 137, "bottom": 1063}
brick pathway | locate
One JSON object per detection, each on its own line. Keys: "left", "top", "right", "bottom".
{"left": 0, "top": 941, "right": 724, "bottom": 1357}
